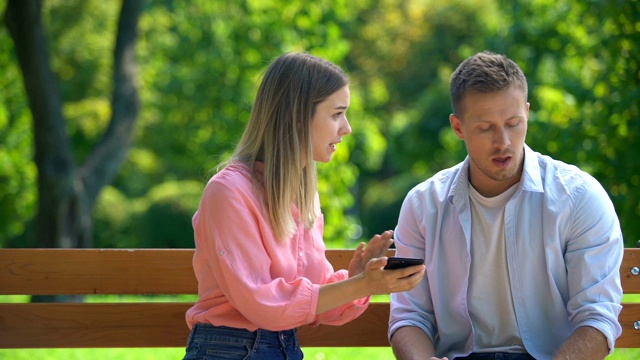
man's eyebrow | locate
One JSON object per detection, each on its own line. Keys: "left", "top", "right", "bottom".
{"left": 475, "top": 115, "right": 524, "bottom": 123}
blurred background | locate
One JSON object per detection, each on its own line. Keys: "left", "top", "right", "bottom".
{"left": 1, "top": 0, "right": 638, "bottom": 250}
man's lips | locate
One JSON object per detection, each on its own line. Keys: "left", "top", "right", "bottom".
{"left": 493, "top": 156, "right": 512, "bottom": 168}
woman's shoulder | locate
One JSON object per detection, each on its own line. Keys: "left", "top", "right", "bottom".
{"left": 213, "top": 161, "right": 250, "bottom": 179}
{"left": 204, "top": 162, "right": 256, "bottom": 193}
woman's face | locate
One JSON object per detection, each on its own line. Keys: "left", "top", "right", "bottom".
{"left": 311, "top": 85, "right": 352, "bottom": 163}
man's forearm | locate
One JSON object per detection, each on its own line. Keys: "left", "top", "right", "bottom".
{"left": 391, "top": 326, "right": 436, "bottom": 360}
{"left": 553, "top": 326, "right": 609, "bottom": 360}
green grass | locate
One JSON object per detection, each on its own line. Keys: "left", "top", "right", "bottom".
{"left": 1, "top": 346, "right": 638, "bottom": 359}
{"left": 623, "top": 294, "right": 640, "bottom": 302}
{"left": 0, "top": 348, "right": 396, "bottom": 360}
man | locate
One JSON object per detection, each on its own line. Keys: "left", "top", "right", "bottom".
{"left": 389, "top": 51, "right": 623, "bottom": 360}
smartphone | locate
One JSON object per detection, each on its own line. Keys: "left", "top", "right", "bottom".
{"left": 383, "top": 257, "right": 424, "bottom": 270}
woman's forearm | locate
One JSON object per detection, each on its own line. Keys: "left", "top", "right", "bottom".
{"left": 316, "top": 274, "right": 368, "bottom": 314}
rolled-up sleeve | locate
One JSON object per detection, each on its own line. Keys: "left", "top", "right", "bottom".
{"left": 186, "top": 163, "right": 371, "bottom": 331}
{"left": 389, "top": 186, "right": 438, "bottom": 343}
{"left": 190, "top": 177, "right": 319, "bottom": 330}
{"left": 564, "top": 174, "right": 623, "bottom": 352}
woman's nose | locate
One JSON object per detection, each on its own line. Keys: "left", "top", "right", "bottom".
{"left": 341, "top": 117, "right": 352, "bottom": 136}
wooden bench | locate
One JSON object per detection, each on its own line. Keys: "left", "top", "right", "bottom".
{"left": 0, "top": 248, "right": 639, "bottom": 349}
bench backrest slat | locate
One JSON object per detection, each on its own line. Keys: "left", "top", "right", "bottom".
{"left": 0, "top": 249, "right": 197, "bottom": 295}
{"left": 1, "top": 248, "right": 639, "bottom": 349}
{"left": 0, "top": 249, "right": 394, "bottom": 295}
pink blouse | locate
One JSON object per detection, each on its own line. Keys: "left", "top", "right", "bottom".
{"left": 185, "top": 162, "right": 370, "bottom": 331}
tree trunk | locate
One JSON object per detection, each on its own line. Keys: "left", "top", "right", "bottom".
{"left": 4, "top": 0, "right": 74, "bottom": 248}
{"left": 4, "top": 0, "right": 143, "bottom": 253}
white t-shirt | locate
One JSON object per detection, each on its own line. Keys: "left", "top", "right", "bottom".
{"left": 468, "top": 182, "right": 526, "bottom": 353}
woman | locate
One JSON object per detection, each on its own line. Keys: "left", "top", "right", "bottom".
{"left": 183, "top": 52, "right": 425, "bottom": 359}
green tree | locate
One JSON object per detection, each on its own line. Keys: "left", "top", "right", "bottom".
{"left": 341, "top": 0, "right": 640, "bottom": 246}
{"left": 342, "top": 0, "right": 502, "bottom": 237}
{"left": 3, "top": 0, "right": 143, "bottom": 248}
{"left": 493, "top": 0, "right": 640, "bottom": 246}
{"left": 2, "top": 0, "right": 637, "bottom": 250}
{"left": 0, "top": 21, "right": 36, "bottom": 245}
{"left": 106, "top": 0, "right": 373, "bottom": 247}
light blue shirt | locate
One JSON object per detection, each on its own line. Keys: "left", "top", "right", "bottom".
{"left": 389, "top": 145, "right": 623, "bottom": 359}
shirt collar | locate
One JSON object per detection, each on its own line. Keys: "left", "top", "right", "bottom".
{"left": 520, "top": 144, "right": 544, "bottom": 193}
{"left": 448, "top": 144, "right": 543, "bottom": 205}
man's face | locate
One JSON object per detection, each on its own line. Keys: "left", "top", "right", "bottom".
{"left": 450, "top": 86, "right": 530, "bottom": 197}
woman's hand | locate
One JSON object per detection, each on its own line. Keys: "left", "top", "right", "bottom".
{"left": 348, "top": 230, "right": 425, "bottom": 295}
{"left": 317, "top": 231, "right": 424, "bottom": 313}
{"left": 348, "top": 230, "right": 394, "bottom": 277}
{"left": 317, "top": 252, "right": 425, "bottom": 313}
{"left": 359, "top": 257, "right": 425, "bottom": 295}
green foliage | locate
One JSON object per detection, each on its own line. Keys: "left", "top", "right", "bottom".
{"left": 343, "top": 0, "right": 502, "bottom": 237}
{"left": 114, "top": 0, "right": 370, "bottom": 245}
{"left": 0, "top": 13, "right": 37, "bottom": 246}
{"left": 2, "top": 0, "right": 639, "bottom": 248}
{"left": 137, "top": 180, "right": 203, "bottom": 248}
{"left": 43, "top": 0, "right": 120, "bottom": 163}
{"left": 0, "top": 110, "right": 36, "bottom": 245}
{"left": 93, "top": 181, "right": 202, "bottom": 248}
{"left": 493, "top": 0, "right": 640, "bottom": 246}
{"left": 93, "top": 186, "right": 137, "bottom": 248}
{"left": 343, "top": 0, "right": 640, "bottom": 244}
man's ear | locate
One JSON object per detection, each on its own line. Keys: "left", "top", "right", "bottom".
{"left": 450, "top": 113, "right": 465, "bottom": 140}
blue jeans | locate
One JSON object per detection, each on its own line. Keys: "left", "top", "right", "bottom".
{"left": 183, "top": 324, "right": 303, "bottom": 359}
{"left": 455, "top": 353, "right": 535, "bottom": 360}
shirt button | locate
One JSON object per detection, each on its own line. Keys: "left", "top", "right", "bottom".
{"left": 299, "top": 251, "right": 303, "bottom": 257}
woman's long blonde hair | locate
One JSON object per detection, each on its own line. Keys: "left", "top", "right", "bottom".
{"left": 231, "top": 52, "right": 349, "bottom": 242}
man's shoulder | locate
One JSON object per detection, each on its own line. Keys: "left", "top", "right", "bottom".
{"left": 407, "top": 162, "right": 464, "bottom": 197}
{"left": 532, "top": 151, "right": 602, "bottom": 197}
{"left": 535, "top": 152, "right": 593, "bottom": 182}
